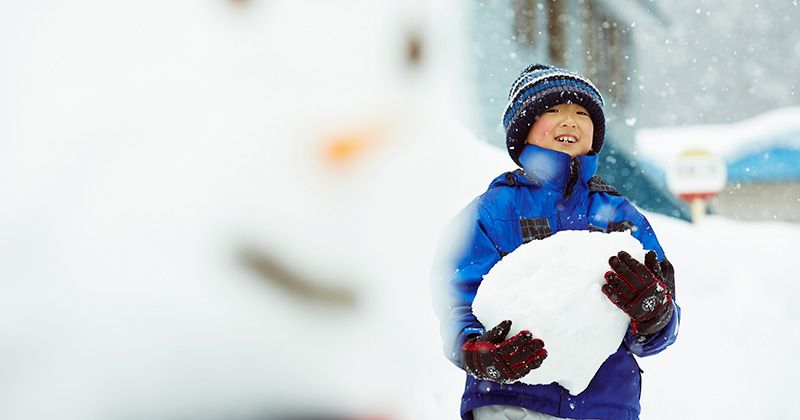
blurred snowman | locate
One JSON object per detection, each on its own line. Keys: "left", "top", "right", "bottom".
{"left": 0, "top": 0, "right": 511, "bottom": 419}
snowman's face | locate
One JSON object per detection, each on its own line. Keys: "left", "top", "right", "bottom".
{"left": 0, "top": 0, "right": 477, "bottom": 418}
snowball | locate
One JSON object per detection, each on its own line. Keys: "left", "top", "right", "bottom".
{"left": 472, "top": 230, "right": 646, "bottom": 395}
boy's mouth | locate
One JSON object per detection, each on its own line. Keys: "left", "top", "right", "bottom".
{"left": 555, "top": 135, "right": 578, "bottom": 144}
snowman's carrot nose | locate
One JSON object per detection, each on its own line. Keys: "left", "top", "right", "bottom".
{"left": 320, "top": 120, "right": 388, "bottom": 169}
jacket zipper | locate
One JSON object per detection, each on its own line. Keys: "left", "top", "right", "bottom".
{"left": 564, "top": 158, "right": 580, "bottom": 199}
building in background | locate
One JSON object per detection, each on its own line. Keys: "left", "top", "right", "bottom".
{"left": 465, "top": 0, "right": 689, "bottom": 219}
{"left": 636, "top": 107, "right": 800, "bottom": 223}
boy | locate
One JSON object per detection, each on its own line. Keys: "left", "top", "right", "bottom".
{"left": 434, "top": 64, "right": 680, "bottom": 420}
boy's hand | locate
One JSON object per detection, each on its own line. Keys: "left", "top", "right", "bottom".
{"left": 602, "top": 251, "right": 674, "bottom": 336}
{"left": 460, "top": 320, "right": 547, "bottom": 383}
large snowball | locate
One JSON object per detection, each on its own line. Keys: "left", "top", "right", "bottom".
{"left": 472, "top": 230, "right": 646, "bottom": 395}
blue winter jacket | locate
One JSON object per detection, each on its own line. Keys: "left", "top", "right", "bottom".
{"left": 435, "top": 145, "right": 680, "bottom": 420}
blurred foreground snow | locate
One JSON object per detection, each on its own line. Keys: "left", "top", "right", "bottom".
{"left": 0, "top": 0, "right": 505, "bottom": 419}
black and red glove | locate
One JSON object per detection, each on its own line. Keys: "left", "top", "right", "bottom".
{"left": 602, "top": 250, "right": 675, "bottom": 336}
{"left": 460, "top": 320, "right": 547, "bottom": 383}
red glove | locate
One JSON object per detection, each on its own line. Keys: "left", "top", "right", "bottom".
{"left": 603, "top": 250, "right": 675, "bottom": 335}
{"left": 460, "top": 320, "right": 547, "bottom": 383}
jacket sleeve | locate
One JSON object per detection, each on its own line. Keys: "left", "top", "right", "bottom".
{"left": 431, "top": 201, "right": 503, "bottom": 368}
{"left": 624, "top": 303, "right": 681, "bottom": 357}
{"left": 613, "top": 199, "right": 682, "bottom": 357}
{"left": 612, "top": 199, "right": 666, "bottom": 260}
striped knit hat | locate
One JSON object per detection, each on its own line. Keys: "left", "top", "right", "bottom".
{"left": 502, "top": 64, "right": 606, "bottom": 166}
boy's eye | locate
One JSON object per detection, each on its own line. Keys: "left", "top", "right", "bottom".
{"left": 545, "top": 108, "right": 558, "bottom": 113}
{"left": 577, "top": 111, "right": 589, "bottom": 116}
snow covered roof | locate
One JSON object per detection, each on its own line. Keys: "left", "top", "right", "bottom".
{"left": 636, "top": 107, "right": 800, "bottom": 161}
{"left": 635, "top": 107, "right": 800, "bottom": 182}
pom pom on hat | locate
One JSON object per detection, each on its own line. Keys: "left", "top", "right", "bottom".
{"left": 502, "top": 64, "right": 606, "bottom": 166}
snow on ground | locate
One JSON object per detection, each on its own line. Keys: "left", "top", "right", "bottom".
{"left": 637, "top": 213, "right": 800, "bottom": 420}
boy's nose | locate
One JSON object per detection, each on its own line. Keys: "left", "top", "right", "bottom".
{"left": 561, "top": 116, "right": 577, "bottom": 127}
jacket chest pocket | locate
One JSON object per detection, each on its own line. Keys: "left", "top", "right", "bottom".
{"left": 588, "top": 219, "right": 634, "bottom": 233}
{"left": 519, "top": 218, "right": 553, "bottom": 243}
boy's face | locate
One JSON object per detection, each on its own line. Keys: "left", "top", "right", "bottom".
{"left": 525, "top": 103, "right": 594, "bottom": 157}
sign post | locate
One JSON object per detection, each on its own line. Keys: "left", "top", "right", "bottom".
{"left": 666, "top": 149, "right": 727, "bottom": 223}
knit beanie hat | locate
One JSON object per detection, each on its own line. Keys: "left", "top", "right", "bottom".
{"left": 502, "top": 64, "right": 606, "bottom": 166}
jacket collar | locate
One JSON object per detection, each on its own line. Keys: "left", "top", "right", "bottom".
{"left": 516, "top": 144, "right": 598, "bottom": 191}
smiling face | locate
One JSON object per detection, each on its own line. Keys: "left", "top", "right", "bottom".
{"left": 525, "top": 103, "right": 594, "bottom": 157}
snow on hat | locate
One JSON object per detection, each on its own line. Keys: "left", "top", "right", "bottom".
{"left": 502, "top": 64, "right": 606, "bottom": 166}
